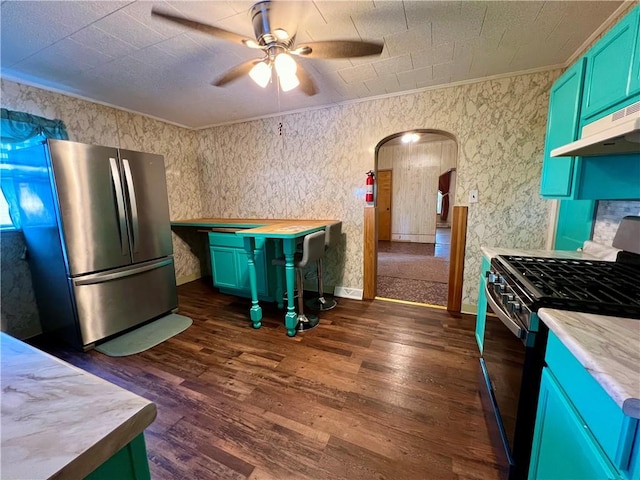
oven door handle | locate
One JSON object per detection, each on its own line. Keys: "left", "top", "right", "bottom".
{"left": 484, "top": 282, "right": 525, "bottom": 339}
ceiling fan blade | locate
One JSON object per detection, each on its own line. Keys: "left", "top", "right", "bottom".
{"left": 292, "top": 40, "right": 384, "bottom": 59}
{"left": 295, "top": 63, "right": 317, "bottom": 96}
{"left": 151, "top": 8, "right": 255, "bottom": 47}
{"left": 212, "top": 60, "right": 261, "bottom": 87}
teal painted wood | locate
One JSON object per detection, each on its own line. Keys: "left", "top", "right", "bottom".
{"left": 529, "top": 368, "right": 619, "bottom": 480}
{"left": 545, "top": 331, "right": 637, "bottom": 470}
{"left": 630, "top": 6, "right": 640, "bottom": 96}
{"left": 283, "top": 238, "right": 298, "bottom": 337}
{"left": 84, "top": 434, "right": 151, "bottom": 480}
{"left": 540, "top": 59, "right": 586, "bottom": 198}
{"left": 475, "top": 255, "right": 490, "bottom": 354}
{"left": 578, "top": 155, "right": 640, "bottom": 200}
{"left": 210, "top": 246, "right": 240, "bottom": 289}
{"left": 242, "top": 236, "right": 262, "bottom": 328}
{"left": 581, "top": 5, "right": 639, "bottom": 120}
{"left": 554, "top": 200, "right": 596, "bottom": 250}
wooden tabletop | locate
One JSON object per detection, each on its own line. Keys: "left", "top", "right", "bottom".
{"left": 171, "top": 218, "right": 340, "bottom": 238}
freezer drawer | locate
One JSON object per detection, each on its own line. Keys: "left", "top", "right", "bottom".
{"left": 72, "top": 258, "right": 178, "bottom": 347}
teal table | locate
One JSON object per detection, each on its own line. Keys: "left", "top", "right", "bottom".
{"left": 235, "top": 220, "right": 337, "bottom": 336}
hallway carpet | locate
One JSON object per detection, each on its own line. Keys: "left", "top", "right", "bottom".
{"left": 377, "top": 238, "right": 450, "bottom": 306}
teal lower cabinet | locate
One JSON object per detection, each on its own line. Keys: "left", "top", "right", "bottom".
{"left": 529, "top": 331, "right": 640, "bottom": 479}
{"left": 85, "top": 434, "right": 151, "bottom": 480}
{"left": 208, "top": 232, "right": 277, "bottom": 301}
{"left": 475, "top": 255, "right": 491, "bottom": 353}
{"left": 529, "top": 369, "right": 619, "bottom": 480}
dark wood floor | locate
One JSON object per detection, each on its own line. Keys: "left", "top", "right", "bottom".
{"left": 35, "top": 279, "right": 502, "bottom": 480}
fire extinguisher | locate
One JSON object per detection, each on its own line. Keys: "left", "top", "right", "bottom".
{"left": 365, "top": 170, "right": 375, "bottom": 205}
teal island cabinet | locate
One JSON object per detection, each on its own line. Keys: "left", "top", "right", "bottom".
{"left": 171, "top": 218, "right": 340, "bottom": 336}
{"left": 529, "top": 309, "right": 640, "bottom": 480}
{"left": 1, "top": 333, "right": 156, "bottom": 480}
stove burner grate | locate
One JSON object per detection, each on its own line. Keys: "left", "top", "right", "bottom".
{"left": 498, "top": 256, "right": 640, "bottom": 319}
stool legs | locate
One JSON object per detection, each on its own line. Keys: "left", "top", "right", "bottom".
{"left": 295, "top": 267, "right": 319, "bottom": 331}
{"left": 306, "top": 258, "right": 337, "bottom": 311}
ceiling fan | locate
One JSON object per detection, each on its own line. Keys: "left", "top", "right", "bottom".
{"left": 151, "top": 1, "right": 384, "bottom": 96}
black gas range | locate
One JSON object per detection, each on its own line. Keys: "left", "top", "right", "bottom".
{"left": 490, "top": 254, "right": 640, "bottom": 324}
{"left": 479, "top": 216, "right": 640, "bottom": 480}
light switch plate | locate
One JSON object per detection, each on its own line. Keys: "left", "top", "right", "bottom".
{"left": 469, "top": 190, "right": 479, "bottom": 203}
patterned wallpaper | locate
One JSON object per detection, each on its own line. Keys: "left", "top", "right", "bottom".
{"left": 0, "top": 79, "right": 204, "bottom": 338}
{"left": 198, "top": 69, "right": 562, "bottom": 307}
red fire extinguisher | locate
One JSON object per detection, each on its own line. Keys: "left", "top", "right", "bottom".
{"left": 365, "top": 170, "right": 375, "bottom": 205}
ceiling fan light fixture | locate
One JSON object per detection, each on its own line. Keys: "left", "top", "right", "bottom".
{"left": 278, "top": 72, "right": 300, "bottom": 92}
{"left": 249, "top": 61, "right": 272, "bottom": 88}
{"left": 274, "top": 52, "right": 297, "bottom": 77}
{"left": 273, "top": 28, "right": 289, "bottom": 40}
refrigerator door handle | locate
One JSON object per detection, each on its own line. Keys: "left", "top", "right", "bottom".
{"left": 122, "top": 158, "right": 139, "bottom": 253}
{"left": 74, "top": 258, "right": 173, "bottom": 286}
{"left": 109, "top": 157, "right": 128, "bottom": 256}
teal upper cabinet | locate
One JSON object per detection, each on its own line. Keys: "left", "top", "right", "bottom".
{"left": 582, "top": 6, "right": 640, "bottom": 120}
{"left": 540, "top": 59, "right": 585, "bottom": 198}
{"left": 630, "top": 6, "right": 640, "bottom": 96}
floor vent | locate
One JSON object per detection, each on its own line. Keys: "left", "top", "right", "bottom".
{"left": 334, "top": 286, "right": 363, "bottom": 300}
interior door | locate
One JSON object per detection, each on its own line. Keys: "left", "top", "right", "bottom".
{"left": 377, "top": 169, "right": 392, "bottom": 241}
{"left": 48, "top": 139, "right": 131, "bottom": 275}
{"left": 119, "top": 149, "right": 173, "bottom": 263}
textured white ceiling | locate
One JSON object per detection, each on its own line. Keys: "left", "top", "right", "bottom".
{"left": 0, "top": 0, "right": 625, "bottom": 128}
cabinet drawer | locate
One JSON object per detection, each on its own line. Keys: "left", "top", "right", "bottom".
{"left": 208, "top": 232, "right": 266, "bottom": 250}
{"left": 208, "top": 232, "right": 245, "bottom": 248}
{"left": 546, "top": 331, "right": 637, "bottom": 470}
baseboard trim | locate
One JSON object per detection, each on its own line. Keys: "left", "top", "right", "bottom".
{"left": 334, "top": 286, "right": 364, "bottom": 300}
{"left": 176, "top": 273, "right": 201, "bottom": 286}
{"left": 461, "top": 303, "right": 477, "bottom": 315}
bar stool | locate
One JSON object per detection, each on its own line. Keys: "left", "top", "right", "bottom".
{"left": 306, "top": 221, "right": 342, "bottom": 312}
{"left": 272, "top": 230, "right": 326, "bottom": 331}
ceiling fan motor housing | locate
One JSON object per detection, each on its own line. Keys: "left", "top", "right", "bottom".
{"left": 251, "top": 1, "right": 293, "bottom": 48}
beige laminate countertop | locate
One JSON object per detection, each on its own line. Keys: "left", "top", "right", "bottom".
{"left": 0, "top": 333, "right": 157, "bottom": 479}
{"left": 538, "top": 309, "right": 640, "bottom": 419}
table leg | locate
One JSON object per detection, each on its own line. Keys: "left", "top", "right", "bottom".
{"left": 274, "top": 240, "right": 284, "bottom": 309}
{"left": 243, "top": 236, "right": 262, "bottom": 328}
{"left": 283, "top": 238, "right": 298, "bottom": 337}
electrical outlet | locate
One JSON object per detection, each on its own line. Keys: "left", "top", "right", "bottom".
{"left": 469, "top": 190, "right": 479, "bottom": 203}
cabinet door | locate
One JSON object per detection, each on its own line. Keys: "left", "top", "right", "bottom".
{"left": 210, "top": 246, "right": 240, "bottom": 289}
{"left": 540, "top": 59, "right": 585, "bottom": 198}
{"left": 554, "top": 200, "right": 595, "bottom": 250}
{"left": 529, "top": 369, "right": 619, "bottom": 480}
{"left": 582, "top": 6, "right": 639, "bottom": 119}
{"left": 629, "top": 6, "right": 640, "bottom": 96}
{"left": 475, "top": 256, "right": 490, "bottom": 354}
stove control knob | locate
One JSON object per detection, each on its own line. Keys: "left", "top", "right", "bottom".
{"left": 508, "top": 301, "right": 522, "bottom": 313}
{"left": 501, "top": 293, "right": 514, "bottom": 304}
{"left": 486, "top": 271, "right": 498, "bottom": 283}
{"left": 493, "top": 283, "right": 505, "bottom": 294}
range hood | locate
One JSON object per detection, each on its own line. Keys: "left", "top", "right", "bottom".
{"left": 551, "top": 101, "right": 640, "bottom": 157}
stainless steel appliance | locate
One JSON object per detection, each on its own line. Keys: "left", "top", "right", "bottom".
{"left": 480, "top": 216, "right": 640, "bottom": 479}
{"left": 10, "top": 139, "right": 178, "bottom": 350}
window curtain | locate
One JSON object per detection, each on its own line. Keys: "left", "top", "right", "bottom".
{"left": 0, "top": 108, "right": 69, "bottom": 228}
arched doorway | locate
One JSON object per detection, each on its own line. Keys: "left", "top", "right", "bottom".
{"left": 363, "top": 129, "right": 464, "bottom": 309}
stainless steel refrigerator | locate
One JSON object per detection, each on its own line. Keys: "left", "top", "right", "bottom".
{"left": 10, "top": 139, "right": 178, "bottom": 350}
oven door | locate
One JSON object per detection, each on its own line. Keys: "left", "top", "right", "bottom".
{"left": 480, "top": 282, "right": 542, "bottom": 480}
